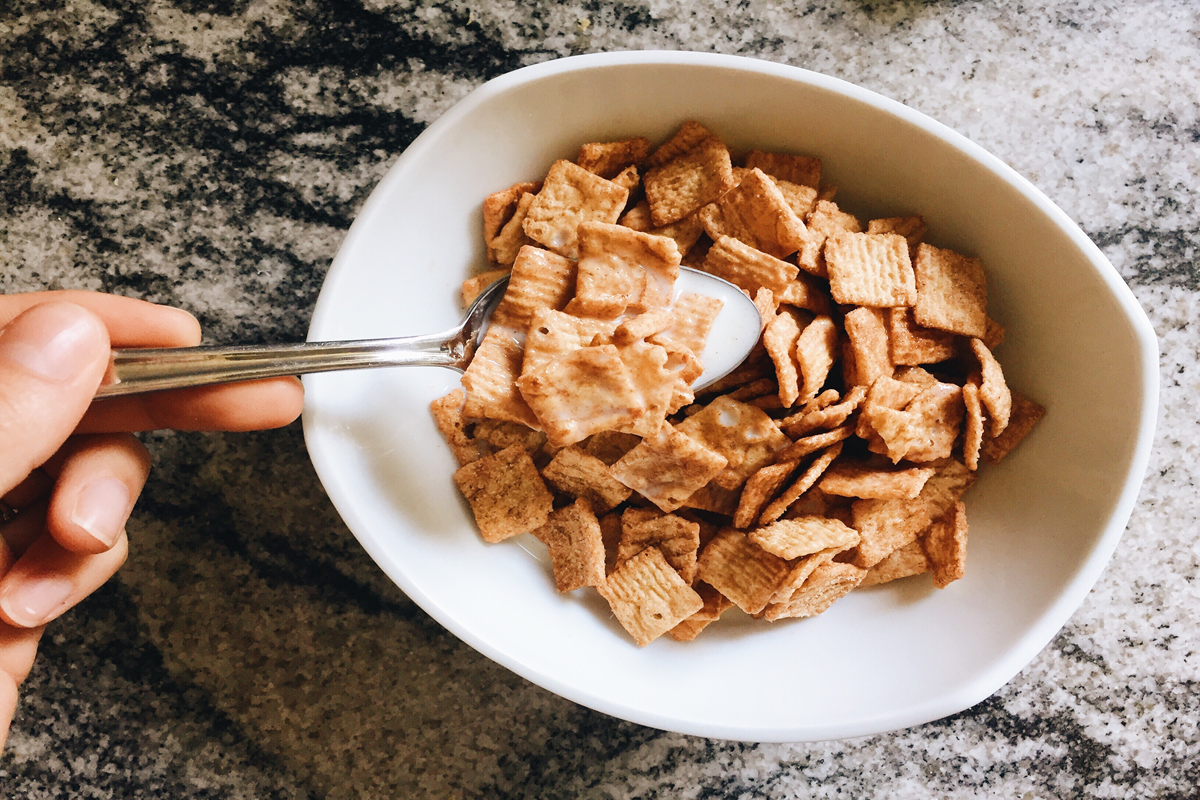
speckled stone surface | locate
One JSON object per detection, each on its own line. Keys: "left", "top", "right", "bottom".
{"left": 1, "top": 1, "right": 1197, "bottom": 796}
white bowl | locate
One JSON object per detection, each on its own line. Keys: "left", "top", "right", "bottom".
{"left": 302, "top": 52, "right": 1158, "bottom": 741}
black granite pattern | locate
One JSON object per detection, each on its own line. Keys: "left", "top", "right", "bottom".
{"left": 2, "top": 0, "right": 1199, "bottom": 796}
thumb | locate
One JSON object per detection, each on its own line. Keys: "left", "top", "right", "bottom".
{"left": 0, "top": 303, "right": 110, "bottom": 495}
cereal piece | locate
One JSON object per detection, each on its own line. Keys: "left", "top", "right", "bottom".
{"left": 982, "top": 393, "right": 1046, "bottom": 464}
{"left": 461, "top": 268, "right": 511, "bottom": 307}
{"left": 734, "top": 460, "right": 801, "bottom": 529}
{"left": 748, "top": 394, "right": 783, "bottom": 411}
{"left": 598, "top": 547, "right": 705, "bottom": 646}
{"left": 430, "top": 389, "right": 493, "bottom": 465}
{"left": 920, "top": 459, "right": 977, "bottom": 520}
{"left": 749, "top": 515, "right": 859, "bottom": 560}
{"left": 744, "top": 150, "right": 821, "bottom": 189}
{"left": 676, "top": 396, "right": 790, "bottom": 490}
{"left": 763, "top": 307, "right": 804, "bottom": 408}
{"left": 777, "top": 273, "right": 831, "bottom": 315}
{"left": 490, "top": 245, "right": 578, "bottom": 332}
{"left": 773, "top": 179, "right": 819, "bottom": 219}
{"left": 611, "top": 165, "right": 640, "bottom": 193}
{"left": 533, "top": 498, "right": 607, "bottom": 593}
{"left": 759, "top": 441, "right": 844, "bottom": 524}
{"left": 650, "top": 213, "right": 706, "bottom": 257}
{"left": 868, "top": 216, "right": 927, "bottom": 255}
{"left": 454, "top": 444, "right": 554, "bottom": 543}
{"left": 796, "top": 199, "right": 863, "bottom": 277}
{"left": 668, "top": 582, "right": 733, "bottom": 641}
{"left": 911, "top": 243, "right": 988, "bottom": 338}
{"left": 849, "top": 497, "right": 931, "bottom": 568}
{"left": 843, "top": 306, "right": 893, "bottom": 387}
{"left": 542, "top": 446, "right": 633, "bottom": 513}
{"left": 566, "top": 221, "right": 681, "bottom": 318}
{"left": 859, "top": 540, "right": 931, "bottom": 587}
{"left": 818, "top": 462, "right": 935, "bottom": 499}
{"left": 472, "top": 419, "right": 546, "bottom": 453}
{"left": 856, "top": 375, "right": 924, "bottom": 439}
{"left": 522, "top": 308, "right": 618, "bottom": 375}
{"left": 923, "top": 501, "right": 968, "bottom": 588}
{"left": 983, "top": 317, "right": 1006, "bottom": 349}
{"left": 764, "top": 548, "right": 838, "bottom": 606}
{"left": 489, "top": 191, "right": 537, "bottom": 266}
{"left": 695, "top": 354, "right": 774, "bottom": 398}
{"left": 795, "top": 315, "right": 840, "bottom": 404}
{"left": 825, "top": 232, "right": 917, "bottom": 307}
{"left": 894, "top": 365, "right": 939, "bottom": 387}
{"left": 616, "top": 340, "right": 676, "bottom": 438}
{"left": 761, "top": 562, "right": 866, "bottom": 620}
{"left": 649, "top": 292, "right": 723, "bottom": 356}
{"left": 775, "top": 425, "right": 854, "bottom": 463}
{"left": 518, "top": 345, "right": 647, "bottom": 448}
{"left": 618, "top": 509, "right": 701, "bottom": 583}
{"left": 726, "top": 378, "right": 778, "bottom": 402}
{"left": 583, "top": 430, "right": 642, "bottom": 466}
{"left": 703, "top": 235, "right": 800, "bottom": 297}
{"left": 645, "top": 135, "right": 736, "bottom": 226}
{"left": 962, "top": 380, "right": 984, "bottom": 470}
{"left": 679, "top": 482, "right": 742, "bottom": 517}
{"left": 971, "top": 338, "right": 1012, "bottom": 437}
{"left": 780, "top": 384, "right": 867, "bottom": 437}
{"left": 576, "top": 137, "right": 651, "bottom": 178}
{"left": 614, "top": 308, "right": 675, "bottom": 345}
{"left": 523, "top": 160, "right": 629, "bottom": 259}
{"left": 461, "top": 327, "right": 539, "bottom": 427}
{"left": 599, "top": 511, "right": 623, "bottom": 574}
{"left": 696, "top": 528, "right": 792, "bottom": 614}
{"left": 702, "top": 168, "right": 809, "bottom": 259}
{"left": 611, "top": 425, "right": 729, "bottom": 513}
{"left": 483, "top": 180, "right": 541, "bottom": 244}
{"left": 887, "top": 307, "right": 958, "bottom": 366}
{"left": 646, "top": 120, "right": 716, "bottom": 167}
{"left": 868, "top": 380, "right": 964, "bottom": 463}
{"left": 817, "top": 186, "right": 838, "bottom": 201}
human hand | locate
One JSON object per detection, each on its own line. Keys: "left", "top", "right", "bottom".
{"left": 0, "top": 292, "right": 304, "bottom": 748}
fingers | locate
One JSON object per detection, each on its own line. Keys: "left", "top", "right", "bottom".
{"left": 0, "top": 531, "right": 128, "bottom": 629}
{"left": 0, "top": 303, "right": 110, "bottom": 496}
{"left": 77, "top": 376, "right": 305, "bottom": 433}
{"left": 0, "top": 291, "right": 201, "bottom": 348}
{"left": 0, "top": 669, "right": 15, "bottom": 749}
{"left": 45, "top": 435, "right": 151, "bottom": 554}
{"left": 0, "top": 623, "right": 44, "bottom": 685}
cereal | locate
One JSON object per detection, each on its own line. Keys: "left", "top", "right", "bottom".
{"left": 454, "top": 444, "right": 554, "bottom": 543}
{"left": 743, "top": 150, "right": 821, "bottom": 189}
{"left": 696, "top": 528, "right": 792, "bottom": 614}
{"left": 542, "top": 446, "right": 633, "bottom": 513}
{"left": 523, "top": 160, "right": 629, "bottom": 259}
{"left": 610, "top": 425, "right": 728, "bottom": 513}
{"left": 859, "top": 540, "right": 931, "bottom": 587}
{"left": 598, "top": 547, "right": 705, "bottom": 646}
{"left": 913, "top": 243, "right": 988, "bottom": 338}
{"left": 703, "top": 235, "right": 800, "bottom": 298}
{"left": 748, "top": 515, "right": 859, "bottom": 560}
{"left": 675, "top": 396, "right": 790, "bottom": 490}
{"left": 644, "top": 131, "right": 736, "bottom": 226}
{"left": 440, "top": 124, "right": 1043, "bottom": 644}
{"left": 534, "top": 498, "right": 607, "bottom": 593}
{"left": 825, "top": 232, "right": 917, "bottom": 308}
{"left": 576, "top": 137, "right": 651, "bottom": 178}
{"left": 618, "top": 508, "right": 701, "bottom": 584}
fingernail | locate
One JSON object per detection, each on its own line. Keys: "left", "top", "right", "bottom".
{"left": 1, "top": 576, "right": 73, "bottom": 627}
{"left": 71, "top": 477, "right": 131, "bottom": 548}
{"left": 0, "top": 303, "right": 103, "bottom": 382}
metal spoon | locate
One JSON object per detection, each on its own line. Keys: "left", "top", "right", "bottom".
{"left": 96, "top": 267, "right": 763, "bottom": 398}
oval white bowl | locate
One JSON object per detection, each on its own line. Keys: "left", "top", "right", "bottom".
{"left": 302, "top": 52, "right": 1158, "bottom": 741}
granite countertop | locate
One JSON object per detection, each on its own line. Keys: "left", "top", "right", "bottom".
{"left": 1, "top": 0, "right": 1197, "bottom": 796}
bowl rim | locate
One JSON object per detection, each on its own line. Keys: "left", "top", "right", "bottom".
{"left": 304, "top": 50, "right": 1159, "bottom": 741}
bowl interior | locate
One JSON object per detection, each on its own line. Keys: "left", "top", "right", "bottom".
{"left": 302, "top": 53, "right": 1156, "bottom": 741}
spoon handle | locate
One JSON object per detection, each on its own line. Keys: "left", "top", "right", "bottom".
{"left": 96, "top": 330, "right": 466, "bottom": 398}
